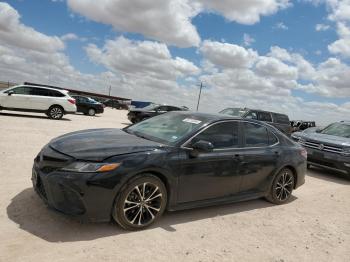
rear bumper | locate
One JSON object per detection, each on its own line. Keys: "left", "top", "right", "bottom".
{"left": 306, "top": 148, "right": 350, "bottom": 174}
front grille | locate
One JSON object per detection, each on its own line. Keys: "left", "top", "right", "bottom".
{"left": 308, "top": 157, "right": 337, "bottom": 168}
{"left": 301, "top": 140, "right": 343, "bottom": 154}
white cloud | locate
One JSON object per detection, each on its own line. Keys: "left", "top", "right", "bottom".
{"left": 274, "top": 22, "right": 288, "bottom": 30}
{"left": 67, "top": 0, "right": 292, "bottom": 47}
{"left": 243, "top": 33, "right": 255, "bottom": 46}
{"left": 67, "top": 0, "right": 201, "bottom": 48}
{"left": 0, "top": 2, "right": 64, "bottom": 53}
{"left": 315, "top": 23, "right": 330, "bottom": 31}
{"left": 61, "top": 33, "right": 79, "bottom": 41}
{"left": 196, "top": 0, "right": 291, "bottom": 25}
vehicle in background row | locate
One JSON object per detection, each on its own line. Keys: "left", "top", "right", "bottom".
{"left": 293, "top": 121, "right": 350, "bottom": 175}
{"left": 291, "top": 120, "right": 316, "bottom": 132}
{"left": 103, "top": 99, "right": 129, "bottom": 110}
{"left": 219, "top": 108, "right": 292, "bottom": 135}
{"left": 127, "top": 104, "right": 188, "bottom": 123}
{"left": 72, "top": 95, "right": 104, "bottom": 116}
{"left": 0, "top": 85, "right": 76, "bottom": 120}
{"left": 32, "top": 112, "right": 306, "bottom": 230}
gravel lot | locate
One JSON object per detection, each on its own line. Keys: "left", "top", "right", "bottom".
{"left": 0, "top": 108, "right": 349, "bottom": 262}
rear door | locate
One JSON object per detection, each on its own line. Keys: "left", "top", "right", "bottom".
{"left": 237, "top": 122, "right": 279, "bottom": 194}
{"left": 26, "top": 87, "right": 53, "bottom": 110}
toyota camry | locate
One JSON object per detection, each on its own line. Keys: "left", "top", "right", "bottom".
{"left": 32, "top": 112, "right": 306, "bottom": 230}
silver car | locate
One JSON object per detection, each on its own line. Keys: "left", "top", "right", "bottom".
{"left": 292, "top": 121, "right": 350, "bottom": 175}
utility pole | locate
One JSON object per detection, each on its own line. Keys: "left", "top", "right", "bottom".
{"left": 108, "top": 85, "right": 112, "bottom": 97}
{"left": 196, "top": 82, "right": 204, "bottom": 111}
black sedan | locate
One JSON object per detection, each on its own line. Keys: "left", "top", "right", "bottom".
{"left": 72, "top": 95, "right": 104, "bottom": 116}
{"left": 32, "top": 112, "right": 306, "bottom": 230}
{"left": 127, "top": 104, "right": 187, "bottom": 123}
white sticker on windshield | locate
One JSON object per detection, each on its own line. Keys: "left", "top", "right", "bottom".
{"left": 183, "top": 118, "right": 202, "bottom": 124}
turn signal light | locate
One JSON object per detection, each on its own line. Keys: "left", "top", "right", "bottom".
{"left": 96, "top": 163, "right": 121, "bottom": 172}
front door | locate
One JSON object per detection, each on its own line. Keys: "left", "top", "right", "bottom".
{"left": 177, "top": 121, "right": 243, "bottom": 203}
{"left": 1, "top": 86, "right": 31, "bottom": 109}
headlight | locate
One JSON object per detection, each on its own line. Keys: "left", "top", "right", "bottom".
{"left": 61, "top": 162, "right": 121, "bottom": 173}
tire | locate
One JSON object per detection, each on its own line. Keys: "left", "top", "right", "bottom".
{"left": 112, "top": 174, "right": 167, "bottom": 230}
{"left": 265, "top": 168, "right": 295, "bottom": 205}
{"left": 87, "top": 108, "right": 96, "bottom": 116}
{"left": 48, "top": 105, "right": 64, "bottom": 120}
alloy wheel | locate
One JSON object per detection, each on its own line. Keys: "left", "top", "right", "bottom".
{"left": 275, "top": 171, "right": 294, "bottom": 201}
{"left": 88, "top": 108, "right": 95, "bottom": 116}
{"left": 50, "top": 107, "right": 63, "bottom": 119}
{"left": 123, "top": 182, "right": 163, "bottom": 226}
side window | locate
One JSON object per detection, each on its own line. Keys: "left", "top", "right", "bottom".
{"left": 192, "top": 122, "right": 239, "bottom": 149}
{"left": 268, "top": 130, "right": 278, "bottom": 145}
{"left": 245, "top": 111, "right": 258, "bottom": 120}
{"left": 157, "top": 106, "right": 168, "bottom": 111}
{"left": 273, "top": 113, "right": 290, "bottom": 124}
{"left": 50, "top": 90, "right": 65, "bottom": 97}
{"left": 30, "top": 87, "right": 49, "bottom": 96}
{"left": 244, "top": 122, "right": 269, "bottom": 147}
{"left": 7, "top": 86, "right": 31, "bottom": 95}
{"left": 258, "top": 112, "right": 272, "bottom": 122}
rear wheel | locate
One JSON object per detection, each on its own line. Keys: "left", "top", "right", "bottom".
{"left": 48, "top": 106, "right": 64, "bottom": 120}
{"left": 113, "top": 174, "right": 167, "bottom": 230}
{"left": 87, "top": 108, "right": 96, "bottom": 116}
{"left": 266, "top": 168, "right": 294, "bottom": 204}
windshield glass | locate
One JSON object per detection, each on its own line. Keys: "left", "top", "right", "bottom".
{"left": 124, "top": 112, "right": 205, "bottom": 145}
{"left": 87, "top": 97, "right": 98, "bottom": 103}
{"left": 219, "top": 108, "right": 247, "bottom": 117}
{"left": 320, "top": 123, "right": 350, "bottom": 138}
{"left": 141, "top": 103, "right": 160, "bottom": 110}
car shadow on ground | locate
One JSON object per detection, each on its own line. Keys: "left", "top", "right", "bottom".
{"left": 7, "top": 188, "right": 284, "bottom": 243}
{"left": 307, "top": 167, "right": 350, "bottom": 185}
{"left": 0, "top": 112, "right": 71, "bottom": 121}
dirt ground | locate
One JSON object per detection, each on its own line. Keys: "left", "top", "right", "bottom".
{"left": 0, "top": 108, "right": 349, "bottom": 262}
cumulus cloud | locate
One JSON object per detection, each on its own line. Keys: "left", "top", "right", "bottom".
{"left": 243, "top": 33, "right": 255, "bottom": 46}
{"left": 61, "top": 33, "right": 79, "bottom": 41}
{"left": 0, "top": 2, "right": 64, "bottom": 53}
{"left": 67, "top": 0, "right": 292, "bottom": 47}
{"left": 315, "top": 23, "right": 330, "bottom": 31}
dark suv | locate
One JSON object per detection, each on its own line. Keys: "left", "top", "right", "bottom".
{"left": 293, "top": 121, "right": 350, "bottom": 175}
{"left": 72, "top": 95, "right": 104, "bottom": 116}
{"left": 219, "top": 108, "right": 292, "bottom": 135}
{"left": 128, "top": 104, "right": 188, "bottom": 123}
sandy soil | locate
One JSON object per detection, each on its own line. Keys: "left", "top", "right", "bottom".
{"left": 0, "top": 108, "right": 349, "bottom": 262}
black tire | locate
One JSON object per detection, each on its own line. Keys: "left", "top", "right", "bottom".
{"left": 266, "top": 168, "right": 295, "bottom": 205}
{"left": 48, "top": 105, "right": 64, "bottom": 120}
{"left": 87, "top": 108, "right": 96, "bottom": 116}
{"left": 112, "top": 174, "right": 167, "bottom": 230}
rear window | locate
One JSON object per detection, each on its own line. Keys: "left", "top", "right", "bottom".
{"left": 244, "top": 122, "right": 269, "bottom": 147}
{"left": 258, "top": 112, "right": 272, "bottom": 122}
{"left": 273, "top": 113, "right": 290, "bottom": 124}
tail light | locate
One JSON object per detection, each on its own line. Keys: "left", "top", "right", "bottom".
{"left": 68, "top": 98, "right": 76, "bottom": 105}
{"left": 300, "top": 148, "right": 307, "bottom": 159}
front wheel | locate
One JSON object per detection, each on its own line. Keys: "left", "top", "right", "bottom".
{"left": 266, "top": 168, "right": 295, "bottom": 204}
{"left": 113, "top": 174, "right": 167, "bottom": 230}
{"left": 87, "top": 108, "right": 96, "bottom": 116}
{"left": 48, "top": 106, "right": 64, "bottom": 120}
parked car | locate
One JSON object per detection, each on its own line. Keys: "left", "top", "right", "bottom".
{"left": 103, "top": 99, "right": 129, "bottom": 110}
{"left": 219, "top": 108, "right": 292, "bottom": 135}
{"left": 32, "top": 111, "right": 306, "bottom": 230}
{"left": 294, "top": 121, "right": 350, "bottom": 175}
{"left": 71, "top": 95, "right": 104, "bottom": 116}
{"left": 127, "top": 104, "right": 188, "bottom": 123}
{"left": 291, "top": 120, "right": 316, "bottom": 132}
{"left": 0, "top": 85, "right": 76, "bottom": 119}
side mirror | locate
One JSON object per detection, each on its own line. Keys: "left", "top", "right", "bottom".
{"left": 315, "top": 128, "right": 322, "bottom": 133}
{"left": 7, "top": 90, "right": 14, "bottom": 96}
{"left": 190, "top": 140, "right": 214, "bottom": 157}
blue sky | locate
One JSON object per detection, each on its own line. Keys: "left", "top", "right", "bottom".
{"left": 1, "top": 0, "right": 350, "bottom": 123}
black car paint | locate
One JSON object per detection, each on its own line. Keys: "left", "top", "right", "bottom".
{"left": 72, "top": 96, "right": 104, "bottom": 115}
{"left": 127, "top": 105, "right": 186, "bottom": 123}
{"left": 32, "top": 113, "right": 306, "bottom": 222}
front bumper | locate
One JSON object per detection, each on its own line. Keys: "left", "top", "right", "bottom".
{"left": 32, "top": 164, "right": 116, "bottom": 222}
{"left": 305, "top": 147, "right": 350, "bottom": 174}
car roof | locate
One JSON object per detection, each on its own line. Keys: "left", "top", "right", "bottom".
{"left": 14, "top": 84, "right": 68, "bottom": 93}
{"left": 222, "top": 107, "right": 288, "bottom": 116}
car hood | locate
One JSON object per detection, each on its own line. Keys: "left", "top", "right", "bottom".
{"left": 49, "top": 128, "right": 164, "bottom": 161}
{"left": 129, "top": 108, "right": 154, "bottom": 113}
{"left": 298, "top": 132, "right": 350, "bottom": 147}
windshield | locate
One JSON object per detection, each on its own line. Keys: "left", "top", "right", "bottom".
{"left": 124, "top": 112, "right": 205, "bottom": 145}
{"left": 141, "top": 103, "right": 160, "bottom": 110}
{"left": 219, "top": 108, "right": 247, "bottom": 117}
{"left": 320, "top": 123, "right": 350, "bottom": 138}
{"left": 87, "top": 97, "right": 98, "bottom": 103}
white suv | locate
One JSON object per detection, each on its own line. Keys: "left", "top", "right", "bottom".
{"left": 0, "top": 85, "right": 77, "bottom": 119}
